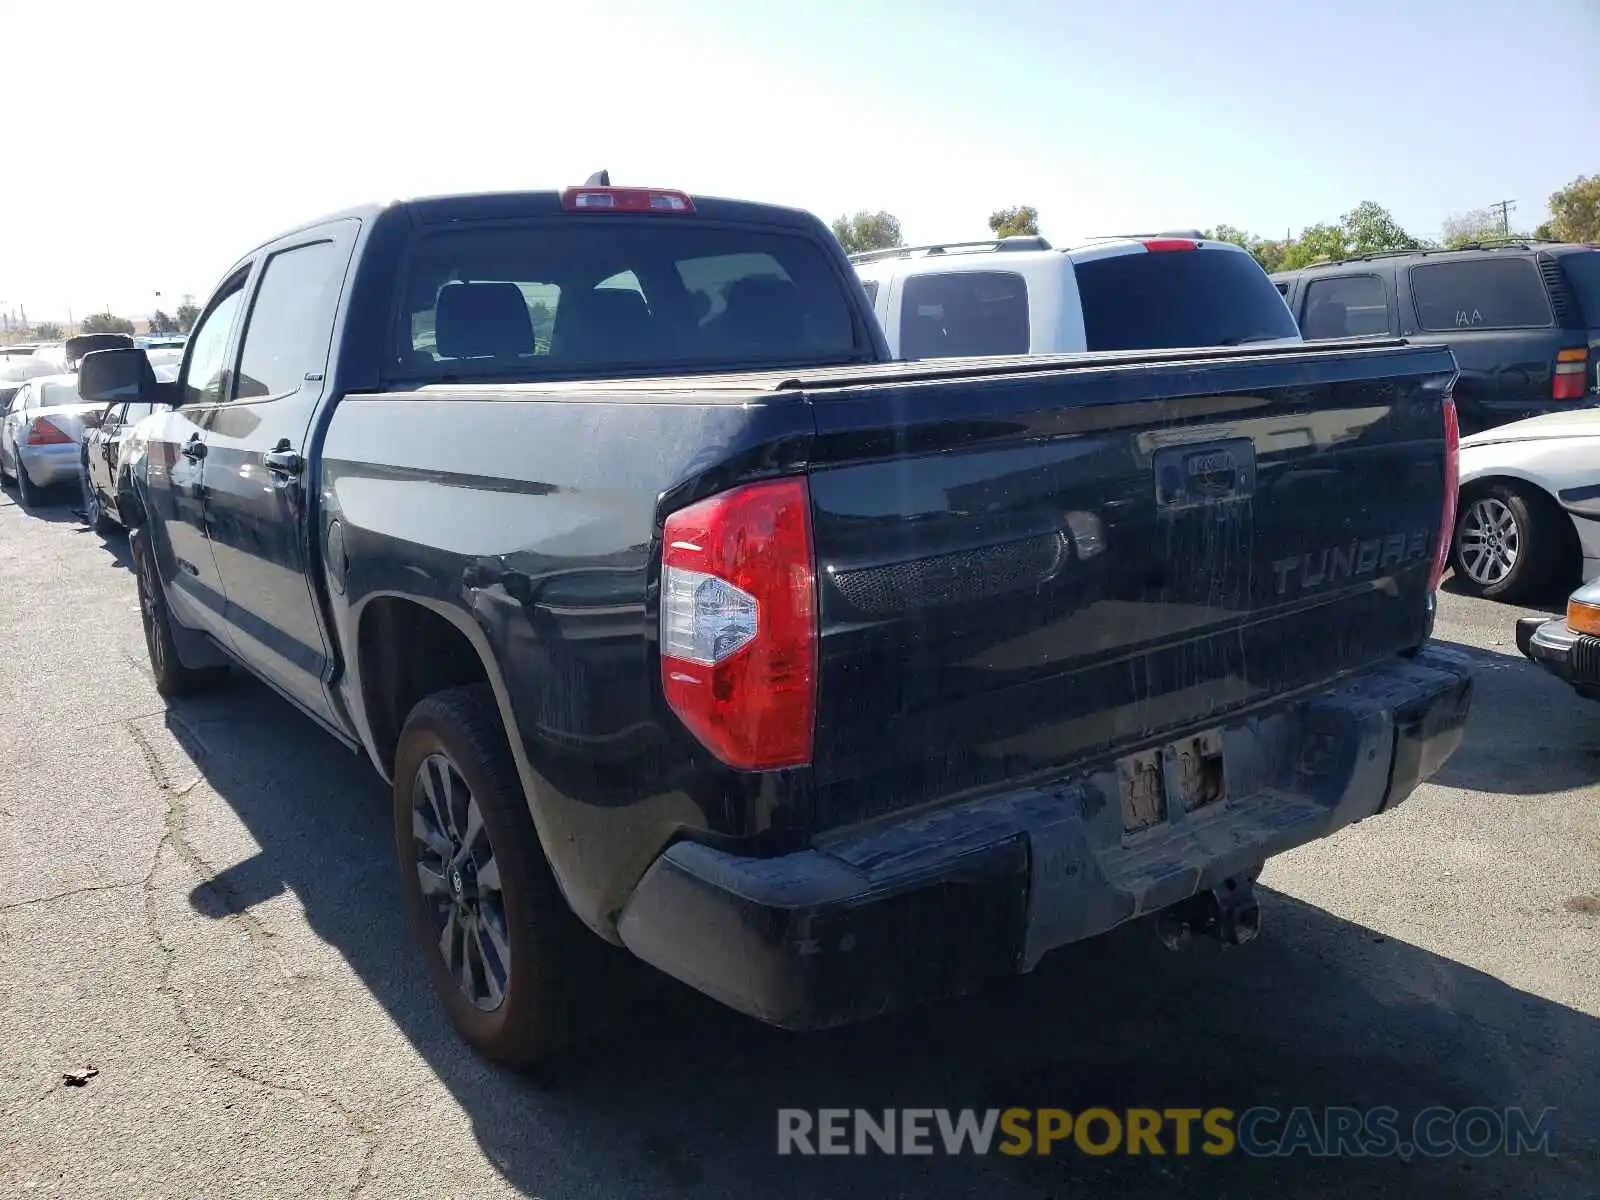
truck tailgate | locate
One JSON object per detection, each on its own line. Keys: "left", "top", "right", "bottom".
{"left": 799, "top": 341, "right": 1458, "bottom": 830}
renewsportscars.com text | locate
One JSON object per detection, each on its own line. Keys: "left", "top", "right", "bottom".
{"left": 776, "top": 1106, "right": 1556, "bottom": 1159}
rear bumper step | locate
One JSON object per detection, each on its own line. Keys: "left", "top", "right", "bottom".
{"left": 616, "top": 647, "right": 1473, "bottom": 1030}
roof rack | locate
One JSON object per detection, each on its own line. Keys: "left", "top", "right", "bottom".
{"left": 1450, "top": 238, "right": 1538, "bottom": 251}
{"left": 1316, "top": 239, "right": 1551, "bottom": 268}
{"left": 849, "top": 235, "right": 1053, "bottom": 264}
{"left": 1082, "top": 229, "right": 1208, "bottom": 242}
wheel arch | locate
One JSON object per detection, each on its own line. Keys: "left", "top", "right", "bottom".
{"left": 1454, "top": 472, "right": 1582, "bottom": 593}
{"left": 352, "top": 592, "right": 507, "bottom": 782}
{"left": 349, "top": 591, "right": 597, "bottom": 933}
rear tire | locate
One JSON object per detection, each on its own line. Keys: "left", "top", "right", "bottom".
{"left": 1451, "top": 481, "right": 1567, "bottom": 604}
{"left": 15, "top": 459, "right": 35, "bottom": 508}
{"left": 393, "top": 684, "right": 603, "bottom": 1067}
{"left": 129, "top": 525, "right": 229, "bottom": 696}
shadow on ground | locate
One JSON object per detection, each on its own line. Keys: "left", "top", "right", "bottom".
{"left": 0, "top": 482, "right": 89, "bottom": 525}
{"left": 1438, "top": 573, "right": 1566, "bottom": 615}
{"left": 0, "top": 485, "right": 134, "bottom": 568}
{"left": 1428, "top": 637, "right": 1600, "bottom": 795}
{"left": 165, "top": 676, "right": 1596, "bottom": 1200}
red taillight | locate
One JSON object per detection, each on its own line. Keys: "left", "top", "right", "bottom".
{"left": 1141, "top": 238, "right": 1198, "bottom": 252}
{"left": 561, "top": 186, "right": 695, "bottom": 214}
{"left": 25, "top": 417, "right": 72, "bottom": 446}
{"left": 659, "top": 477, "right": 816, "bottom": 770}
{"left": 1429, "top": 394, "right": 1460, "bottom": 592}
{"left": 1554, "top": 347, "right": 1589, "bottom": 400}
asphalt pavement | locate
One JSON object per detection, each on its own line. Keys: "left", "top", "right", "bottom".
{"left": 1, "top": 481, "right": 1596, "bottom": 1199}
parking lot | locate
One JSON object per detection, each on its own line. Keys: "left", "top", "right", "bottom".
{"left": 1, "top": 481, "right": 1597, "bottom": 1199}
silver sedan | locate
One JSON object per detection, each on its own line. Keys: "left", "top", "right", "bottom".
{"left": 0, "top": 373, "right": 106, "bottom": 507}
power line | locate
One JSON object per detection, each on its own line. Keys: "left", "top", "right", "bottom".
{"left": 1488, "top": 199, "right": 1517, "bottom": 235}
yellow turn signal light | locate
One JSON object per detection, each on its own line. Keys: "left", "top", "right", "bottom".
{"left": 1567, "top": 597, "right": 1600, "bottom": 637}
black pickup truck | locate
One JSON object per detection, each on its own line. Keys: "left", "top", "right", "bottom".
{"left": 79, "top": 183, "right": 1473, "bottom": 1065}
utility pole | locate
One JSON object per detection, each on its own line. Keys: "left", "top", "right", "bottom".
{"left": 1488, "top": 199, "right": 1516, "bottom": 236}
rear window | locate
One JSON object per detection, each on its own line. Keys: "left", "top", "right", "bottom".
{"left": 1075, "top": 247, "right": 1299, "bottom": 351}
{"left": 1409, "top": 259, "right": 1552, "bottom": 331}
{"left": 395, "top": 220, "right": 863, "bottom": 380}
{"left": 40, "top": 381, "right": 81, "bottom": 406}
{"left": 859, "top": 278, "right": 880, "bottom": 306}
{"left": 1300, "top": 275, "right": 1391, "bottom": 339}
{"left": 899, "top": 271, "right": 1029, "bottom": 359}
{"left": 1554, "top": 250, "right": 1600, "bottom": 325}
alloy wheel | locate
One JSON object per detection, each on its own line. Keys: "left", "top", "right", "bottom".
{"left": 1457, "top": 497, "right": 1520, "bottom": 587}
{"left": 135, "top": 543, "right": 164, "bottom": 675}
{"left": 410, "top": 752, "right": 511, "bottom": 1011}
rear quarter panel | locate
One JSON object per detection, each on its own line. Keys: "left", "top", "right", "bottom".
{"left": 318, "top": 388, "right": 817, "bottom": 934}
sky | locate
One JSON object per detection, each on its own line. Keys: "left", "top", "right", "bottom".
{"left": 1, "top": 0, "right": 1595, "bottom": 323}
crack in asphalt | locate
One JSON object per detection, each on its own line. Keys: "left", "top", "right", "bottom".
{"left": 126, "top": 714, "right": 387, "bottom": 1198}
{"left": 0, "top": 879, "right": 146, "bottom": 913}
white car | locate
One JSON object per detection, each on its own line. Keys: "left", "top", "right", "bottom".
{"left": 1453, "top": 408, "right": 1600, "bottom": 601}
{"left": 852, "top": 233, "right": 1303, "bottom": 358}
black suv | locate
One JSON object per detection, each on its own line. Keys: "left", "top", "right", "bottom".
{"left": 1272, "top": 243, "right": 1600, "bottom": 435}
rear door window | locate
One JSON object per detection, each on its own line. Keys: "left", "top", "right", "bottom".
{"left": 899, "top": 271, "right": 1029, "bottom": 359}
{"left": 1300, "top": 275, "right": 1391, "bottom": 338}
{"left": 396, "top": 221, "right": 863, "bottom": 380}
{"left": 1409, "top": 259, "right": 1553, "bottom": 331}
{"left": 1075, "top": 247, "right": 1300, "bottom": 351}
{"left": 233, "top": 240, "right": 344, "bottom": 400}
{"left": 859, "top": 278, "right": 880, "bottom": 306}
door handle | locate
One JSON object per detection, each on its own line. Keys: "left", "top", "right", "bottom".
{"left": 182, "top": 438, "right": 206, "bottom": 461}
{"left": 265, "top": 445, "right": 303, "bottom": 476}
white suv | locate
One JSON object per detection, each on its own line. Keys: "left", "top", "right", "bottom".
{"left": 852, "top": 234, "right": 1302, "bottom": 359}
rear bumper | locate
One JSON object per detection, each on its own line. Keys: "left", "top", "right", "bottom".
{"left": 1516, "top": 616, "right": 1600, "bottom": 699}
{"left": 19, "top": 443, "right": 81, "bottom": 486}
{"left": 617, "top": 647, "right": 1473, "bottom": 1030}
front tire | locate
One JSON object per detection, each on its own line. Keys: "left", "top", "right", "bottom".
{"left": 1451, "top": 482, "right": 1567, "bottom": 604}
{"left": 81, "top": 457, "right": 115, "bottom": 534}
{"left": 393, "top": 684, "right": 599, "bottom": 1066}
{"left": 129, "top": 525, "right": 228, "bottom": 696}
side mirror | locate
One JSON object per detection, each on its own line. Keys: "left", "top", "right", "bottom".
{"left": 78, "top": 348, "right": 155, "bottom": 406}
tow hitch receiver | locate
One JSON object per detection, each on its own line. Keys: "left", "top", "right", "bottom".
{"left": 1155, "top": 871, "right": 1262, "bottom": 949}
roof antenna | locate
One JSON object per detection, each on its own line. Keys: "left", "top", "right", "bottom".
{"left": 585, "top": 169, "right": 611, "bottom": 186}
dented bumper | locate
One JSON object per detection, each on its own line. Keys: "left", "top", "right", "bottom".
{"left": 616, "top": 647, "right": 1473, "bottom": 1030}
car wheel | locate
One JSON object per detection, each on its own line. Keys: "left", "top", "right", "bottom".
{"left": 15, "top": 458, "right": 35, "bottom": 507}
{"left": 81, "top": 457, "right": 115, "bottom": 535}
{"left": 393, "top": 684, "right": 601, "bottom": 1066}
{"left": 129, "top": 525, "right": 229, "bottom": 696}
{"left": 1451, "top": 482, "right": 1567, "bottom": 603}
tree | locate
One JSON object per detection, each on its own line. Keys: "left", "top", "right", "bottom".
{"left": 1279, "top": 222, "right": 1350, "bottom": 270}
{"left": 830, "top": 211, "right": 904, "bottom": 255}
{"left": 1533, "top": 173, "right": 1600, "bottom": 243}
{"left": 174, "top": 302, "right": 200, "bottom": 333}
{"left": 81, "top": 311, "right": 136, "bottom": 335}
{"left": 1442, "top": 209, "right": 1507, "bottom": 248}
{"left": 1341, "top": 201, "right": 1424, "bottom": 256}
{"left": 988, "top": 206, "right": 1040, "bottom": 238}
{"left": 31, "top": 322, "right": 63, "bottom": 340}
{"left": 1204, "top": 224, "right": 1289, "bottom": 273}
{"left": 148, "top": 309, "right": 176, "bottom": 334}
